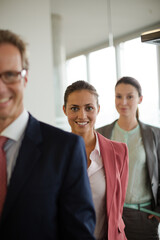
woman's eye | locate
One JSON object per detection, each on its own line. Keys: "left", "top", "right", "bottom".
{"left": 128, "top": 95, "right": 133, "bottom": 99}
{"left": 71, "top": 107, "right": 79, "bottom": 112}
{"left": 86, "top": 106, "right": 93, "bottom": 111}
{"left": 116, "top": 95, "right": 121, "bottom": 99}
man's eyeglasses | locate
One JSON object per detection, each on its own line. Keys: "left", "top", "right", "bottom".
{"left": 0, "top": 69, "right": 27, "bottom": 84}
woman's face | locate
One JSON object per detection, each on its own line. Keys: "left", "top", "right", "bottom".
{"left": 115, "top": 83, "right": 143, "bottom": 118}
{"left": 63, "top": 89, "right": 100, "bottom": 136}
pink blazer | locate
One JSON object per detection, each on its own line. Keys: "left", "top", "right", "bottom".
{"left": 97, "top": 132, "right": 129, "bottom": 240}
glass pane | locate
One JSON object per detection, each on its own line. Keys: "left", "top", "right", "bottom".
{"left": 66, "top": 55, "right": 87, "bottom": 85}
{"left": 89, "top": 47, "right": 118, "bottom": 128}
{"left": 119, "top": 38, "right": 159, "bottom": 126}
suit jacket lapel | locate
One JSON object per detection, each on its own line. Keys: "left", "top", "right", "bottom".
{"left": 97, "top": 121, "right": 116, "bottom": 139}
{"left": 97, "top": 133, "right": 116, "bottom": 218}
{"left": 139, "top": 121, "right": 158, "bottom": 181}
{"left": 2, "top": 115, "right": 42, "bottom": 221}
{"left": 139, "top": 121, "right": 158, "bottom": 204}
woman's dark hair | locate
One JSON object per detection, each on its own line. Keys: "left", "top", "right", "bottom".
{"left": 64, "top": 80, "right": 99, "bottom": 108}
{"left": 115, "top": 76, "right": 142, "bottom": 119}
{"left": 115, "top": 76, "right": 142, "bottom": 97}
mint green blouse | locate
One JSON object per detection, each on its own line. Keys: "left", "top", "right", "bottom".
{"left": 111, "top": 122, "right": 152, "bottom": 204}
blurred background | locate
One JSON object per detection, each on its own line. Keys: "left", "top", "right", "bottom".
{"left": 0, "top": 0, "right": 160, "bottom": 131}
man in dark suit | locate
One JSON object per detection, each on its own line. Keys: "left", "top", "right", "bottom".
{"left": 0, "top": 29, "right": 95, "bottom": 240}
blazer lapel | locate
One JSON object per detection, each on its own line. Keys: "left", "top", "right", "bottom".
{"left": 97, "top": 120, "right": 116, "bottom": 139}
{"left": 2, "top": 115, "right": 42, "bottom": 221}
{"left": 97, "top": 133, "right": 116, "bottom": 218}
{"left": 139, "top": 121, "right": 158, "bottom": 182}
{"left": 139, "top": 121, "right": 159, "bottom": 204}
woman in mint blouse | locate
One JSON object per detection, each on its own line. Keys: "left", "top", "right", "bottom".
{"left": 97, "top": 76, "right": 160, "bottom": 240}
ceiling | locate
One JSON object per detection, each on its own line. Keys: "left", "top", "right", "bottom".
{"left": 51, "top": 0, "right": 160, "bottom": 58}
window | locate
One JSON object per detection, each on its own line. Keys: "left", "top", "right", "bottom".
{"left": 66, "top": 55, "right": 87, "bottom": 85}
{"left": 89, "top": 47, "right": 118, "bottom": 128}
{"left": 65, "top": 37, "right": 160, "bottom": 130}
{"left": 119, "top": 37, "right": 159, "bottom": 126}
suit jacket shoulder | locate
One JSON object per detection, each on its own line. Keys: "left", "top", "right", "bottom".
{"left": 96, "top": 121, "right": 116, "bottom": 139}
{"left": 139, "top": 121, "right": 160, "bottom": 148}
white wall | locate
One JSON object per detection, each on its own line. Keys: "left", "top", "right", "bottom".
{"left": 0, "top": 0, "right": 55, "bottom": 126}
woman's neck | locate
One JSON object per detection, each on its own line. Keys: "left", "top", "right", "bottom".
{"left": 117, "top": 117, "right": 138, "bottom": 131}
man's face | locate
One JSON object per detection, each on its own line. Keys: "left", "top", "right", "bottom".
{"left": 0, "top": 43, "right": 27, "bottom": 129}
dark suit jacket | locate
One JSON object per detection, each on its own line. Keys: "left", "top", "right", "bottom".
{"left": 0, "top": 114, "right": 96, "bottom": 240}
{"left": 97, "top": 120, "right": 160, "bottom": 210}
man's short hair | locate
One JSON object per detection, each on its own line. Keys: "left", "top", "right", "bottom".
{"left": 0, "top": 29, "right": 29, "bottom": 70}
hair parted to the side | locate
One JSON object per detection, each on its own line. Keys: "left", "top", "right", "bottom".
{"left": 115, "top": 76, "right": 142, "bottom": 119}
{"left": 0, "top": 29, "right": 29, "bottom": 70}
{"left": 64, "top": 80, "right": 99, "bottom": 108}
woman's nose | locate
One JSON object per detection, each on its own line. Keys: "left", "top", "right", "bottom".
{"left": 121, "top": 97, "right": 127, "bottom": 105}
{"left": 78, "top": 109, "right": 86, "bottom": 118}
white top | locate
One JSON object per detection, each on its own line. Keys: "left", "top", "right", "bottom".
{"left": 88, "top": 132, "right": 107, "bottom": 240}
{"left": 0, "top": 110, "right": 29, "bottom": 184}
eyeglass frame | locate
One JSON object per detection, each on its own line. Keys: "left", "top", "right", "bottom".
{"left": 0, "top": 69, "right": 27, "bottom": 84}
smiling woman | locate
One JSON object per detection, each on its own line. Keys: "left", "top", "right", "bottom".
{"left": 63, "top": 88, "right": 99, "bottom": 142}
{"left": 63, "top": 80, "right": 129, "bottom": 240}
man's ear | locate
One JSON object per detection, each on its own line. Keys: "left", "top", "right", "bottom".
{"left": 24, "top": 70, "right": 28, "bottom": 87}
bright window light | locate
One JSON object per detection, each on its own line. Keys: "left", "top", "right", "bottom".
{"left": 119, "top": 37, "right": 159, "bottom": 126}
{"left": 89, "top": 47, "right": 118, "bottom": 128}
{"left": 66, "top": 55, "right": 87, "bottom": 85}
{"left": 65, "top": 38, "right": 160, "bottom": 129}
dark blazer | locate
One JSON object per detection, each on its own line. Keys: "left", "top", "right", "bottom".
{"left": 97, "top": 120, "right": 160, "bottom": 210}
{"left": 0, "top": 114, "right": 96, "bottom": 240}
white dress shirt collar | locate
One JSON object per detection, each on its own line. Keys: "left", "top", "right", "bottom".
{"left": 88, "top": 132, "right": 103, "bottom": 177}
{"left": 87, "top": 132, "right": 107, "bottom": 239}
{"left": 91, "top": 131, "right": 101, "bottom": 157}
{"left": 1, "top": 110, "right": 29, "bottom": 141}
